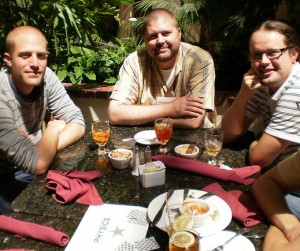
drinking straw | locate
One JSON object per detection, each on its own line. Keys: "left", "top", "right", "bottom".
{"left": 165, "top": 190, "right": 173, "bottom": 234}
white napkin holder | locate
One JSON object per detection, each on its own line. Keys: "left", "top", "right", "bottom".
{"left": 139, "top": 161, "right": 166, "bottom": 188}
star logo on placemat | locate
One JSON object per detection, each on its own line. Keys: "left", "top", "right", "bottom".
{"left": 111, "top": 226, "right": 125, "bottom": 237}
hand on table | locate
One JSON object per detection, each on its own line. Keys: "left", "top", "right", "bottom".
{"left": 171, "top": 91, "right": 206, "bottom": 118}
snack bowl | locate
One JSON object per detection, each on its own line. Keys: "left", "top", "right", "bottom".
{"left": 174, "top": 144, "right": 199, "bottom": 160}
{"left": 179, "top": 199, "right": 211, "bottom": 228}
{"left": 108, "top": 148, "right": 133, "bottom": 169}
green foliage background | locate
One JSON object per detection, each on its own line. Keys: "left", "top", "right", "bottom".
{"left": 0, "top": 0, "right": 136, "bottom": 85}
{"left": 134, "top": 0, "right": 300, "bottom": 91}
{"left": 0, "top": 0, "right": 299, "bottom": 90}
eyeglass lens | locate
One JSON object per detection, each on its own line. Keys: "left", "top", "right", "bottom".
{"left": 250, "top": 47, "right": 289, "bottom": 61}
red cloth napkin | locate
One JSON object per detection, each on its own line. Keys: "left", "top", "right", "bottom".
{"left": 202, "top": 182, "right": 263, "bottom": 227}
{"left": 152, "top": 155, "right": 261, "bottom": 185}
{"left": 46, "top": 170, "right": 103, "bottom": 205}
{"left": 0, "top": 215, "right": 69, "bottom": 247}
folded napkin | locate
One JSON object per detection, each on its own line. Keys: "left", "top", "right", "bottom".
{"left": 0, "top": 215, "right": 69, "bottom": 247}
{"left": 46, "top": 170, "right": 103, "bottom": 205}
{"left": 202, "top": 182, "right": 263, "bottom": 227}
{"left": 152, "top": 155, "right": 261, "bottom": 185}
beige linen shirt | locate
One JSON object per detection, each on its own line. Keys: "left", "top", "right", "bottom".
{"left": 110, "top": 42, "right": 216, "bottom": 127}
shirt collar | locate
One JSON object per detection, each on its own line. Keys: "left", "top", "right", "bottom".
{"left": 272, "top": 62, "right": 300, "bottom": 101}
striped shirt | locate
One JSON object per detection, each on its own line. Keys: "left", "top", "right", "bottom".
{"left": 247, "top": 63, "right": 300, "bottom": 163}
{"left": 110, "top": 42, "right": 215, "bottom": 127}
{"left": 0, "top": 67, "right": 85, "bottom": 176}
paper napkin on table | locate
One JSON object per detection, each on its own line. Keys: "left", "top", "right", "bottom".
{"left": 46, "top": 170, "right": 103, "bottom": 205}
{"left": 202, "top": 182, "right": 263, "bottom": 227}
{"left": 0, "top": 215, "right": 69, "bottom": 247}
{"left": 152, "top": 155, "right": 261, "bottom": 186}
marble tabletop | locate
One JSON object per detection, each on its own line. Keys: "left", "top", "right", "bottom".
{"left": 0, "top": 125, "right": 268, "bottom": 250}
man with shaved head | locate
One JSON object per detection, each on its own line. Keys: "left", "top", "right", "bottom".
{"left": 0, "top": 26, "right": 85, "bottom": 213}
{"left": 108, "top": 8, "right": 215, "bottom": 129}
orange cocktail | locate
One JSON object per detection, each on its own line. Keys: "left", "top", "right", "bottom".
{"left": 92, "top": 129, "right": 110, "bottom": 146}
{"left": 155, "top": 123, "right": 173, "bottom": 144}
{"left": 91, "top": 120, "right": 110, "bottom": 155}
{"left": 154, "top": 118, "right": 173, "bottom": 153}
{"left": 169, "top": 229, "right": 199, "bottom": 251}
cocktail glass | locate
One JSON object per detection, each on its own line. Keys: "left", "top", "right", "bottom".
{"left": 169, "top": 229, "right": 200, "bottom": 251}
{"left": 165, "top": 204, "right": 198, "bottom": 251}
{"left": 165, "top": 203, "right": 193, "bottom": 236}
{"left": 154, "top": 118, "right": 173, "bottom": 154}
{"left": 91, "top": 120, "right": 110, "bottom": 155}
{"left": 204, "top": 128, "right": 223, "bottom": 165}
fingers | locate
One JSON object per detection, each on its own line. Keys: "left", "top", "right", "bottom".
{"left": 174, "top": 98, "right": 206, "bottom": 117}
{"left": 185, "top": 89, "right": 192, "bottom": 96}
{"left": 243, "top": 69, "right": 262, "bottom": 90}
{"left": 17, "top": 127, "right": 30, "bottom": 138}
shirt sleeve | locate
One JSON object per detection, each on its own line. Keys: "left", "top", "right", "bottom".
{"left": 45, "top": 68, "right": 85, "bottom": 126}
{"left": 0, "top": 100, "right": 39, "bottom": 174}
{"left": 265, "top": 82, "right": 300, "bottom": 144}
{"left": 185, "top": 46, "right": 215, "bottom": 111}
{"left": 109, "top": 52, "right": 140, "bottom": 104}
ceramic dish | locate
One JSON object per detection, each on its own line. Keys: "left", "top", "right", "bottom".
{"left": 147, "top": 189, "right": 232, "bottom": 237}
{"left": 174, "top": 144, "right": 200, "bottom": 159}
{"left": 200, "top": 230, "right": 255, "bottom": 251}
{"left": 134, "top": 130, "right": 160, "bottom": 145}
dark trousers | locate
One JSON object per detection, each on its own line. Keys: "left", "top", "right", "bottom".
{"left": 0, "top": 170, "right": 33, "bottom": 214}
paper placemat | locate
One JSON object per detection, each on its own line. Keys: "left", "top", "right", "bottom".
{"left": 65, "top": 204, "right": 149, "bottom": 251}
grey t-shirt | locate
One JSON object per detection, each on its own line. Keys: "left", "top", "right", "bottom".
{"left": 0, "top": 67, "right": 85, "bottom": 176}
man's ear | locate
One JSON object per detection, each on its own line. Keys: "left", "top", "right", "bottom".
{"left": 3, "top": 52, "right": 12, "bottom": 67}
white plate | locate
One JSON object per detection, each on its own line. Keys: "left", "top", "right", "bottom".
{"left": 201, "top": 230, "right": 255, "bottom": 251}
{"left": 148, "top": 189, "right": 232, "bottom": 237}
{"left": 134, "top": 130, "right": 160, "bottom": 145}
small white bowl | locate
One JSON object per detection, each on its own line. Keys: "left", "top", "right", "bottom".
{"left": 108, "top": 149, "right": 133, "bottom": 169}
{"left": 180, "top": 199, "right": 211, "bottom": 228}
{"left": 174, "top": 144, "right": 199, "bottom": 160}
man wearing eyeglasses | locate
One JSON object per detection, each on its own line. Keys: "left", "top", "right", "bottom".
{"left": 222, "top": 20, "right": 300, "bottom": 168}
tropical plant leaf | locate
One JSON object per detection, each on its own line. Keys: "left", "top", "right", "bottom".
{"left": 84, "top": 71, "right": 97, "bottom": 81}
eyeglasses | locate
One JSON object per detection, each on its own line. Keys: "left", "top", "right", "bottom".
{"left": 250, "top": 47, "right": 290, "bottom": 62}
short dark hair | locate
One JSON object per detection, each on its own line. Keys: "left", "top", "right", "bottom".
{"left": 252, "top": 20, "right": 300, "bottom": 50}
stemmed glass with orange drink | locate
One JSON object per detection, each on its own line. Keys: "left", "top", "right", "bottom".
{"left": 154, "top": 118, "right": 173, "bottom": 154}
{"left": 91, "top": 120, "right": 110, "bottom": 155}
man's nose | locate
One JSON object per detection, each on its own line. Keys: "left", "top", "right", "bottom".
{"left": 29, "top": 55, "right": 39, "bottom": 66}
{"left": 157, "top": 33, "right": 165, "bottom": 43}
{"left": 260, "top": 53, "right": 271, "bottom": 63}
